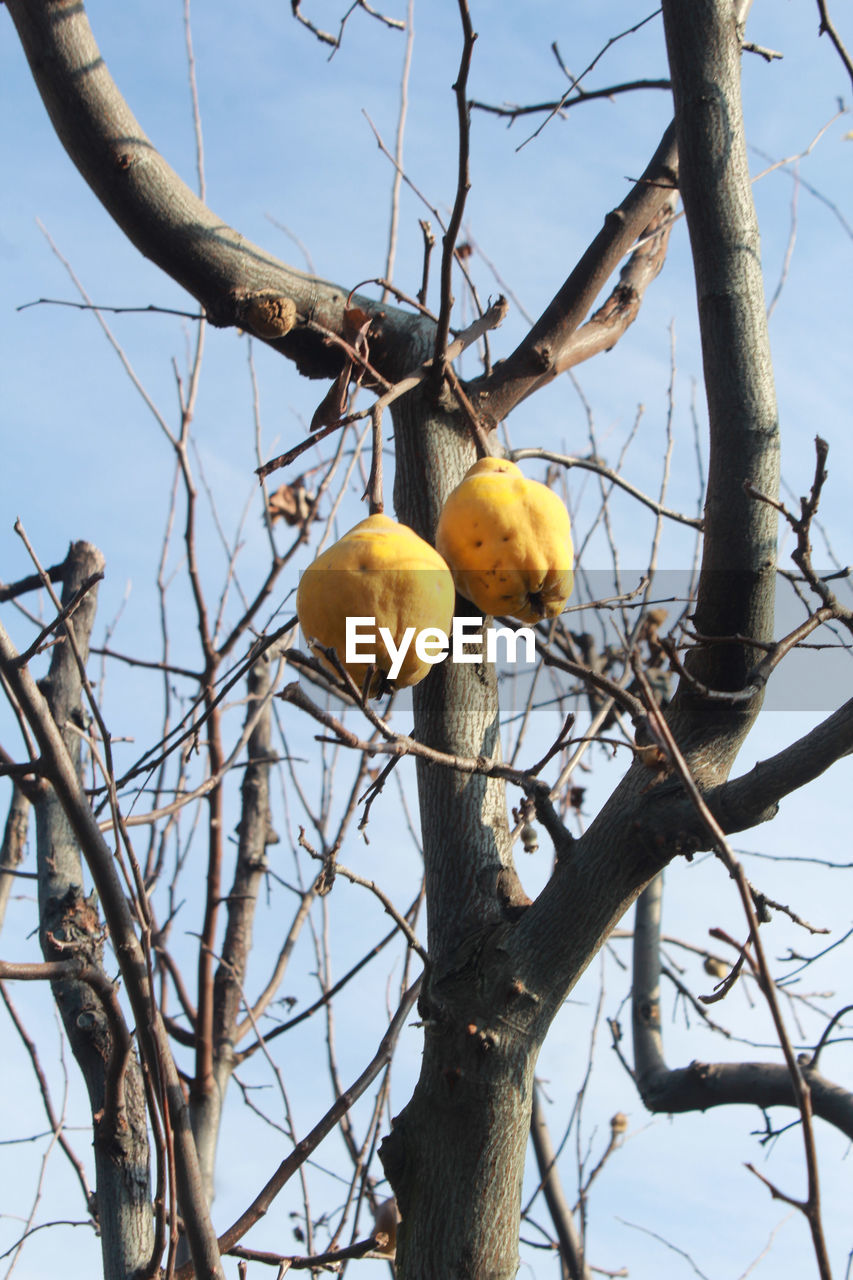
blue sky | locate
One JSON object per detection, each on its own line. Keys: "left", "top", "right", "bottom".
{"left": 2, "top": 2, "right": 853, "bottom": 1276}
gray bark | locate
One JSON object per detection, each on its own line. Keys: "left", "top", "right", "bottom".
{"left": 530, "top": 1090, "right": 589, "bottom": 1280}
{"left": 632, "top": 876, "right": 853, "bottom": 1139}
{"left": 385, "top": 367, "right": 533, "bottom": 1277}
{"left": 0, "top": 600, "right": 225, "bottom": 1279}
{"left": 0, "top": 784, "right": 30, "bottom": 935}
{"left": 33, "top": 542, "right": 154, "bottom": 1280}
{"left": 392, "top": 380, "right": 527, "bottom": 964}
{"left": 4, "top": 0, "right": 424, "bottom": 384}
{"left": 662, "top": 0, "right": 780, "bottom": 752}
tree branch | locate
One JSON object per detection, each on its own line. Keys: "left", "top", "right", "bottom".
{"left": 0, "top": 613, "right": 225, "bottom": 1280}
{"left": 706, "top": 696, "right": 853, "bottom": 833}
{"left": 174, "top": 977, "right": 421, "bottom": 1273}
{"left": 433, "top": 0, "right": 476, "bottom": 381}
{"left": 631, "top": 658, "right": 833, "bottom": 1278}
{"left": 470, "top": 80, "right": 671, "bottom": 121}
{"left": 5, "top": 0, "right": 425, "bottom": 385}
{"left": 23, "top": 541, "right": 154, "bottom": 1275}
{"left": 465, "top": 121, "right": 679, "bottom": 425}
{"left": 630, "top": 877, "right": 853, "bottom": 1141}
{"left": 815, "top": 0, "right": 853, "bottom": 90}
{"left": 0, "top": 783, "right": 31, "bottom": 932}
{"left": 530, "top": 1089, "right": 590, "bottom": 1280}
{"left": 662, "top": 0, "right": 780, "bottom": 735}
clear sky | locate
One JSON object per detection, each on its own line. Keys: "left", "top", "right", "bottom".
{"left": 1, "top": 3, "right": 852, "bottom": 1277}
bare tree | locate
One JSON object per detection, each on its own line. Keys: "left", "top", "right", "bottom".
{"left": 2, "top": 2, "right": 852, "bottom": 1279}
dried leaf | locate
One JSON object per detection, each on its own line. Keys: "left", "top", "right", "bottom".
{"left": 310, "top": 359, "right": 353, "bottom": 431}
{"left": 309, "top": 309, "right": 374, "bottom": 430}
{"left": 267, "top": 478, "right": 317, "bottom": 525}
{"left": 343, "top": 305, "right": 371, "bottom": 335}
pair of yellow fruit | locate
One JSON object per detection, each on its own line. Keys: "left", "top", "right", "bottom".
{"left": 296, "top": 457, "right": 574, "bottom": 692}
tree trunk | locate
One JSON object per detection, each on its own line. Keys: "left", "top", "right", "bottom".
{"left": 34, "top": 542, "right": 154, "bottom": 1280}
{"left": 384, "top": 345, "right": 535, "bottom": 1276}
{"left": 384, "top": 1017, "right": 536, "bottom": 1279}
{"left": 383, "top": 3, "right": 784, "bottom": 1274}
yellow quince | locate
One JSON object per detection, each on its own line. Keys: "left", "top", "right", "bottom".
{"left": 296, "top": 513, "right": 455, "bottom": 694}
{"left": 435, "top": 457, "right": 574, "bottom": 624}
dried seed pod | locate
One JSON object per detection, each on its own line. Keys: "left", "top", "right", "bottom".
{"left": 610, "top": 1111, "right": 628, "bottom": 1137}
{"left": 520, "top": 821, "right": 539, "bottom": 854}
{"left": 373, "top": 1196, "right": 401, "bottom": 1256}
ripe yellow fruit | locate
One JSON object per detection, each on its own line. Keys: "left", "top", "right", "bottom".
{"left": 435, "top": 458, "right": 574, "bottom": 624}
{"left": 296, "top": 513, "right": 455, "bottom": 694}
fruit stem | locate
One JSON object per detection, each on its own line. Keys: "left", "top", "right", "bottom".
{"left": 367, "top": 402, "right": 385, "bottom": 515}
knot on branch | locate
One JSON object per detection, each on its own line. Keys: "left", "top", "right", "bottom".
{"left": 529, "top": 343, "right": 555, "bottom": 374}
{"left": 45, "top": 886, "right": 105, "bottom": 964}
{"left": 238, "top": 291, "right": 298, "bottom": 339}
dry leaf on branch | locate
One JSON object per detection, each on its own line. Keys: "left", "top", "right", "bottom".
{"left": 267, "top": 477, "right": 317, "bottom": 525}
{"left": 309, "top": 307, "right": 373, "bottom": 431}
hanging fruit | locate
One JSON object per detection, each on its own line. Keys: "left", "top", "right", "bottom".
{"left": 435, "top": 457, "right": 574, "bottom": 624}
{"left": 296, "top": 514, "right": 455, "bottom": 695}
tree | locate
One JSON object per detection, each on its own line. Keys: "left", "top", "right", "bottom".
{"left": 2, "top": 1, "right": 852, "bottom": 1278}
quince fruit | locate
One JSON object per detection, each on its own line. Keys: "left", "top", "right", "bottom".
{"left": 296, "top": 513, "right": 455, "bottom": 693}
{"left": 435, "top": 457, "right": 573, "bottom": 624}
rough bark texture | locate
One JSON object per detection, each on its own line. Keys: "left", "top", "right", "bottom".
{"left": 0, "top": 604, "right": 225, "bottom": 1280}
{"left": 34, "top": 542, "right": 154, "bottom": 1280}
{"left": 386, "top": 341, "right": 535, "bottom": 1277}
{"left": 384, "top": 287, "right": 686, "bottom": 1280}
{"left": 384, "top": 1025, "right": 536, "bottom": 1279}
{"left": 0, "top": 784, "right": 30, "bottom": 934}
{"left": 392, "top": 377, "right": 527, "bottom": 963}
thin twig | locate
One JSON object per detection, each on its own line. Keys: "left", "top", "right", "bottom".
{"left": 433, "top": 0, "right": 476, "bottom": 383}
{"left": 366, "top": 403, "right": 385, "bottom": 514}
{"left": 256, "top": 296, "right": 507, "bottom": 481}
{"left": 183, "top": 0, "right": 206, "bottom": 201}
{"left": 516, "top": 11, "right": 662, "bottom": 150}
{"left": 381, "top": 0, "right": 414, "bottom": 302}
{"left": 11, "top": 572, "right": 104, "bottom": 668}
{"left": 470, "top": 79, "right": 670, "bottom": 122}
{"left": 174, "top": 977, "right": 422, "bottom": 1274}
{"left": 512, "top": 448, "right": 701, "bottom": 530}
{"left": 16, "top": 297, "right": 203, "bottom": 321}
{"left": 815, "top": 0, "right": 853, "bottom": 90}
